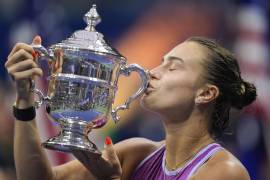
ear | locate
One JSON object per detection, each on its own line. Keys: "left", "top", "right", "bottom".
{"left": 195, "top": 84, "right": 219, "bottom": 105}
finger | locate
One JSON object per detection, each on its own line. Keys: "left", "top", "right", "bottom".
{"left": 5, "top": 49, "right": 34, "bottom": 68}
{"left": 52, "top": 49, "right": 63, "bottom": 73}
{"left": 7, "top": 59, "right": 38, "bottom": 75}
{"left": 12, "top": 68, "right": 43, "bottom": 81}
{"left": 8, "top": 42, "right": 34, "bottom": 60}
{"left": 31, "top": 36, "right": 42, "bottom": 61}
{"left": 72, "top": 149, "right": 101, "bottom": 162}
{"left": 72, "top": 150, "right": 105, "bottom": 178}
{"left": 103, "top": 137, "right": 120, "bottom": 165}
{"left": 72, "top": 150, "right": 99, "bottom": 168}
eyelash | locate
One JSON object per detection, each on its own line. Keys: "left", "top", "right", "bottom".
{"left": 162, "top": 61, "right": 180, "bottom": 71}
{"left": 169, "top": 67, "right": 177, "bottom": 71}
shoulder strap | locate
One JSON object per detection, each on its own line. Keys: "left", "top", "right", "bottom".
{"left": 134, "top": 144, "right": 165, "bottom": 172}
{"left": 184, "top": 143, "right": 224, "bottom": 179}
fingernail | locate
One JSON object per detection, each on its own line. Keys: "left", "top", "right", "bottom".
{"left": 105, "top": 136, "right": 112, "bottom": 145}
{"left": 31, "top": 51, "right": 39, "bottom": 58}
{"left": 31, "top": 51, "right": 36, "bottom": 58}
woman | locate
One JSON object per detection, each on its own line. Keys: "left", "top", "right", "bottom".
{"left": 5, "top": 36, "right": 256, "bottom": 180}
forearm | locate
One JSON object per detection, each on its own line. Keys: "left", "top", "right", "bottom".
{"left": 14, "top": 97, "right": 54, "bottom": 180}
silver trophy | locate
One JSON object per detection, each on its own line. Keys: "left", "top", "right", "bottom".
{"left": 31, "top": 4, "right": 149, "bottom": 154}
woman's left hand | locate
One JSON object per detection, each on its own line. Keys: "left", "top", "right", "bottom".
{"left": 72, "top": 137, "right": 122, "bottom": 180}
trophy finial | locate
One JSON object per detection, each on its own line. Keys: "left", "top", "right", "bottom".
{"left": 84, "top": 4, "right": 101, "bottom": 31}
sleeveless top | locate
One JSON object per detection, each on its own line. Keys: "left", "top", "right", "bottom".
{"left": 131, "top": 143, "right": 223, "bottom": 180}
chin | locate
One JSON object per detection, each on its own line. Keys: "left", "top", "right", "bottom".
{"left": 140, "top": 95, "right": 160, "bottom": 112}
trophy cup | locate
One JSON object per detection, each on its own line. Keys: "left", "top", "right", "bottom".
{"left": 31, "top": 4, "right": 149, "bottom": 154}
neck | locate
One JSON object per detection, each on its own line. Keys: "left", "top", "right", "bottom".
{"left": 164, "top": 115, "right": 214, "bottom": 170}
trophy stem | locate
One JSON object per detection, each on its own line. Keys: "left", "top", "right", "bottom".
{"left": 42, "top": 121, "right": 101, "bottom": 155}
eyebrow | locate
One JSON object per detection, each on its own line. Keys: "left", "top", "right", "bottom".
{"left": 162, "top": 56, "right": 184, "bottom": 63}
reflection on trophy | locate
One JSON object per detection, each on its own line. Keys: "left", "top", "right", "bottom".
{"left": 31, "top": 4, "right": 149, "bottom": 154}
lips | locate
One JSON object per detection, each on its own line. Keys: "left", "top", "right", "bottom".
{"left": 145, "top": 83, "right": 156, "bottom": 95}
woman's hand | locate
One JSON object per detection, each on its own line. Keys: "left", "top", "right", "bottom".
{"left": 5, "top": 36, "right": 43, "bottom": 101}
{"left": 72, "top": 137, "right": 122, "bottom": 180}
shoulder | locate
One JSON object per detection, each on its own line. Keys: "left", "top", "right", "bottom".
{"left": 190, "top": 149, "right": 250, "bottom": 180}
{"left": 115, "top": 137, "right": 163, "bottom": 160}
{"left": 114, "top": 137, "right": 164, "bottom": 179}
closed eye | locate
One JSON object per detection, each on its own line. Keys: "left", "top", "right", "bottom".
{"left": 168, "top": 61, "right": 184, "bottom": 71}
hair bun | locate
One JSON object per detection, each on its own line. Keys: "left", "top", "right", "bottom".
{"left": 231, "top": 81, "right": 257, "bottom": 109}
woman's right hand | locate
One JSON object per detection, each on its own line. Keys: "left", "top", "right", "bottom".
{"left": 5, "top": 36, "right": 43, "bottom": 102}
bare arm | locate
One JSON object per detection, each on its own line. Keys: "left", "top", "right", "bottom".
{"left": 6, "top": 37, "right": 56, "bottom": 180}
{"left": 7, "top": 37, "right": 88, "bottom": 180}
{"left": 14, "top": 109, "right": 54, "bottom": 180}
{"left": 14, "top": 113, "right": 93, "bottom": 180}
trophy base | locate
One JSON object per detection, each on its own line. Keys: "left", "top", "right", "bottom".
{"left": 42, "top": 130, "right": 101, "bottom": 155}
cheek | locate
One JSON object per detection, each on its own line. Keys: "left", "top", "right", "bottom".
{"left": 164, "top": 74, "right": 195, "bottom": 92}
{"left": 162, "top": 86, "right": 194, "bottom": 107}
{"left": 142, "top": 79, "right": 196, "bottom": 111}
{"left": 159, "top": 76, "right": 197, "bottom": 106}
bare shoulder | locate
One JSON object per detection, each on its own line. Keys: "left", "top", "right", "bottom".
{"left": 114, "top": 137, "right": 163, "bottom": 161}
{"left": 191, "top": 149, "right": 250, "bottom": 180}
{"left": 115, "top": 137, "right": 164, "bottom": 179}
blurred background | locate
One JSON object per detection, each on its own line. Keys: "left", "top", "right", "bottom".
{"left": 0, "top": 0, "right": 270, "bottom": 179}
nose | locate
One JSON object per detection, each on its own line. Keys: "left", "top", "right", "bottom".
{"left": 149, "top": 66, "right": 161, "bottom": 80}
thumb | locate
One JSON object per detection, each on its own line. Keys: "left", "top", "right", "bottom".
{"left": 32, "top": 35, "right": 42, "bottom": 45}
{"left": 103, "top": 137, "right": 119, "bottom": 164}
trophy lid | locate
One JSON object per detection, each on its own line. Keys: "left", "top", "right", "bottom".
{"left": 50, "top": 4, "right": 125, "bottom": 59}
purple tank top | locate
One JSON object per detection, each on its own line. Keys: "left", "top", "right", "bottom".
{"left": 131, "top": 143, "right": 223, "bottom": 180}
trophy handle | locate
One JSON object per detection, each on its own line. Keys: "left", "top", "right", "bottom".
{"left": 30, "top": 44, "right": 54, "bottom": 108}
{"left": 29, "top": 79, "right": 51, "bottom": 108}
{"left": 111, "top": 64, "right": 149, "bottom": 123}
